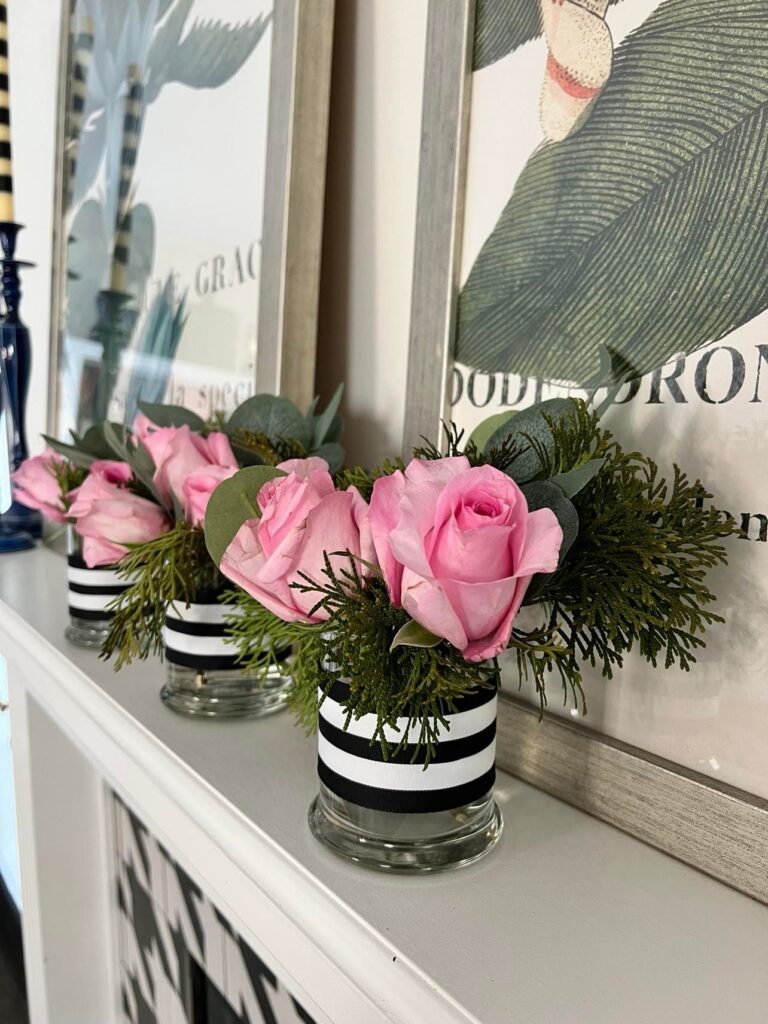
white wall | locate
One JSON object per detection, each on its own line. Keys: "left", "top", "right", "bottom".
{"left": 316, "top": 0, "right": 427, "bottom": 466}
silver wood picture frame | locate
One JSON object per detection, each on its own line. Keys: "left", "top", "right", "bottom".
{"left": 406, "top": 0, "right": 768, "bottom": 905}
{"left": 48, "top": 0, "right": 334, "bottom": 435}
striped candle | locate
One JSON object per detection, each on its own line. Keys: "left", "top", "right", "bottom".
{"left": 0, "top": 1, "right": 14, "bottom": 222}
{"left": 65, "top": 16, "right": 95, "bottom": 210}
{"left": 110, "top": 65, "right": 144, "bottom": 293}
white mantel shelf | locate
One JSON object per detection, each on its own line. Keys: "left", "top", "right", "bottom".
{"left": 2, "top": 547, "right": 768, "bottom": 1024}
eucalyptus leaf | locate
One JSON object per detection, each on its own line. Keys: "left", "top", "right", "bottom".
{"left": 41, "top": 435, "right": 98, "bottom": 470}
{"left": 204, "top": 466, "right": 286, "bottom": 566}
{"left": 468, "top": 410, "right": 516, "bottom": 452}
{"left": 549, "top": 458, "right": 606, "bottom": 500}
{"left": 390, "top": 619, "right": 441, "bottom": 652}
{"left": 522, "top": 480, "right": 579, "bottom": 565}
{"left": 230, "top": 443, "right": 267, "bottom": 468}
{"left": 459, "top": 0, "right": 768, "bottom": 384}
{"left": 137, "top": 400, "right": 205, "bottom": 431}
{"left": 78, "top": 423, "right": 125, "bottom": 459}
{"left": 313, "top": 442, "right": 345, "bottom": 475}
{"left": 312, "top": 384, "right": 344, "bottom": 449}
{"left": 485, "top": 398, "right": 574, "bottom": 483}
{"left": 227, "top": 394, "right": 312, "bottom": 449}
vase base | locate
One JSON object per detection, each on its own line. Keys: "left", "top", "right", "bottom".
{"left": 65, "top": 617, "right": 111, "bottom": 649}
{"left": 160, "top": 664, "right": 290, "bottom": 719}
{"left": 308, "top": 785, "right": 503, "bottom": 873}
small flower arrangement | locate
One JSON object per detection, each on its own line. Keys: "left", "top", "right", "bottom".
{"left": 204, "top": 397, "right": 734, "bottom": 755}
{"left": 11, "top": 389, "right": 344, "bottom": 668}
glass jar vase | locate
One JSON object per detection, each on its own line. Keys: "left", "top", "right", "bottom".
{"left": 308, "top": 680, "right": 502, "bottom": 872}
{"left": 160, "top": 594, "right": 290, "bottom": 719}
{"left": 65, "top": 528, "right": 130, "bottom": 649}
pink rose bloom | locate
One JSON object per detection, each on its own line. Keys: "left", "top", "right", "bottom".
{"left": 183, "top": 464, "right": 238, "bottom": 527}
{"left": 11, "top": 450, "right": 68, "bottom": 522}
{"left": 68, "top": 471, "right": 169, "bottom": 568}
{"left": 369, "top": 458, "right": 563, "bottom": 662}
{"left": 145, "top": 424, "right": 238, "bottom": 522}
{"left": 220, "top": 457, "right": 375, "bottom": 624}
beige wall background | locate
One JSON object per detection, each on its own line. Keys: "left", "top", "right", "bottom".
{"left": 315, "top": 0, "right": 427, "bottom": 467}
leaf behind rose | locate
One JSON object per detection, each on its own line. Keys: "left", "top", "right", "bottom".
{"left": 521, "top": 480, "right": 579, "bottom": 566}
{"left": 226, "top": 395, "right": 313, "bottom": 450}
{"left": 485, "top": 398, "right": 573, "bottom": 483}
{"left": 390, "top": 619, "right": 442, "bottom": 652}
{"left": 137, "top": 401, "right": 205, "bottom": 432}
{"left": 549, "top": 459, "right": 606, "bottom": 500}
{"left": 204, "top": 465, "right": 286, "bottom": 566}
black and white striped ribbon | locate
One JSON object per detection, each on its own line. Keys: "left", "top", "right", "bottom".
{"left": 164, "top": 599, "right": 241, "bottom": 672}
{"left": 67, "top": 554, "right": 130, "bottom": 621}
{"left": 318, "top": 681, "right": 497, "bottom": 813}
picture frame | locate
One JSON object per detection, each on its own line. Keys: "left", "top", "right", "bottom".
{"left": 47, "top": 0, "right": 334, "bottom": 439}
{"left": 405, "top": 0, "right": 768, "bottom": 904}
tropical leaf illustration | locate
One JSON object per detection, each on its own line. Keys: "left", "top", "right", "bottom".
{"left": 473, "top": 0, "right": 621, "bottom": 70}
{"left": 457, "top": 0, "right": 768, "bottom": 385}
{"left": 124, "top": 276, "right": 187, "bottom": 424}
{"left": 147, "top": 7, "right": 271, "bottom": 100}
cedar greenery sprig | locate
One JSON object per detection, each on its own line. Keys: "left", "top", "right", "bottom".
{"left": 100, "top": 523, "right": 219, "bottom": 669}
{"left": 287, "top": 554, "right": 498, "bottom": 764}
{"left": 221, "top": 587, "right": 300, "bottom": 675}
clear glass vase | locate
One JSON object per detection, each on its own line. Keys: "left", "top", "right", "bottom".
{"left": 160, "top": 595, "right": 291, "bottom": 719}
{"left": 308, "top": 680, "right": 502, "bottom": 872}
{"left": 65, "top": 527, "right": 129, "bottom": 649}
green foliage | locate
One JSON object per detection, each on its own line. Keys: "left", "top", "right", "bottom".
{"left": 100, "top": 524, "right": 219, "bottom": 669}
{"left": 335, "top": 459, "right": 405, "bottom": 502}
{"left": 288, "top": 556, "right": 497, "bottom": 763}
{"left": 227, "top": 395, "right": 313, "bottom": 450}
{"left": 137, "top": 401, "right": 204, "bottom": 431}
{"left": 219, "top": 588, "right": 298, "bottom": 675}
{"left": 459, "top": 0, "right": 768, "bottom": 383}
{"left": 49, "top": 459, "right": 86, "bottom": 509}
{"left": 524, "top": 414, "right": 736, "bottom": 679}
{"left": 203, "top": 465, "right": 286, "bottom": 565}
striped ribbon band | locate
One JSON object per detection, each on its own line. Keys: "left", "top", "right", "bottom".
{"left": 164, "top": 599, "right": 242, "bottom": 671}
{"left": 317, "top": 681, "right": 497, "bottom": 813}
{"left": 67, "top": 554, "right": 130, "bottom": 622}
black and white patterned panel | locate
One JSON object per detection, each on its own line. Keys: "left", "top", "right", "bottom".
{"left": 114, "top": 794, "right": 317, "bottom": 1024}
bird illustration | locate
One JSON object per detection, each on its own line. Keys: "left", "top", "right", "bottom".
{"left": 539, "top": 0, "right": 613, "bottom": 141}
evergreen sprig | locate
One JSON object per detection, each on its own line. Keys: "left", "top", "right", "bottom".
{"left": 229, "top": 427, "right": 306, "bottom": 466}
{"left": 100, "top": 523, "right": 219, "bottom": 669}
{"left": 287, "top": 554, "right": 497, "bottom": 763}
{"left": 525, "top": 408, "right": 735, "bottom": 680}
{"left": 221, "top": 587, "right": 302, "bottom": 675}
{"left": 334, "top": 458, "right": 405, "bottom": 501}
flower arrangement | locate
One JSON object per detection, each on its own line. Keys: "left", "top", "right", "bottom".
{"left": 11, "top": 389, "right": 344, "bottom": 670}
{"left": 204, "top": 397, "right": 734, "bottom": 752}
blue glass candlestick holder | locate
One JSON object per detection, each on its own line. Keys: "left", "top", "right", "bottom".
{"left": 0, "top": 222, "right": 41, "bottom": 552}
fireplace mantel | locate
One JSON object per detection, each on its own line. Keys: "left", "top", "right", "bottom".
{"left": 2, "top": 547, "right": 768, "bottom": 1024}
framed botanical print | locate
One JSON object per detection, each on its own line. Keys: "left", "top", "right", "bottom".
{"left": 49, "top": 0, "right": 333, "bottom": 439}
{"left": 406, "top": 0, "right": 768, "bottom": 902}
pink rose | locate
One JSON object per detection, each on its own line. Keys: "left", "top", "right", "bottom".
{"left": 183, "top": 464, "right": 237, "bottom": 527}
{"left": 220, "top": 458, "right": 374, "bottom": 624}
{"left": 145, "top": 424, "right": 238, "bottom": 522}
{"left": 68, "top": 471, "right": 169, "bottom": 568}
{"left": 369, "top": 458, "right": 563, "bottom": 661}
{"left": 11, "top": 450, "right": 68, "bottom": 522}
